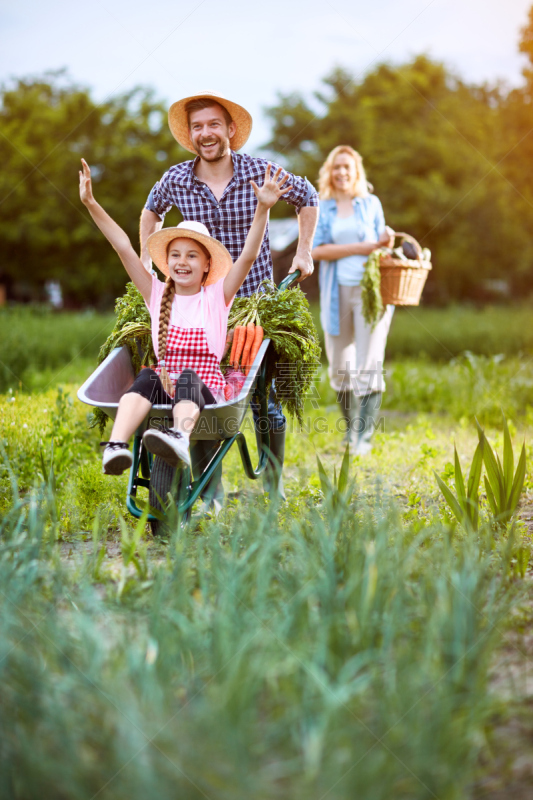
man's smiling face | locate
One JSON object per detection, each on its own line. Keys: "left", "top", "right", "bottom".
{"left": 188, "top": 104, "right": 236, "bottom": 162}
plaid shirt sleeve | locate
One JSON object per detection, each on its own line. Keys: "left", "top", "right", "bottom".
{"left": 255, "top": 158, "right": 319, "bottom": 214}
{"left": 144, "top": 173, "right": 173, "bottom": 219}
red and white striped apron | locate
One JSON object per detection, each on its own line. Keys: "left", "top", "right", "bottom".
{"left": 155, "top": 288, "right": 226, "bottom": 400}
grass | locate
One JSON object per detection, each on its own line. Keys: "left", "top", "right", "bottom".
{"left": 1, "top": 304, "right": 533, "bottom": 796}
{"left": 0, "top": 305, "right": 114, "bottom": 392}
{"left": 0, "top": 435, "right": 516, "bottom": 799}
{"left": 3, "top": 301, "right": 533, "bottom": 394}
{"left": 313, "top": 353, "right": 533, "bottom": 429}
{"left": 309, "top": 302, "right": 533, "bottom": 362}
{"left": 387, "top": 304, "right": 533, "bottom": 360}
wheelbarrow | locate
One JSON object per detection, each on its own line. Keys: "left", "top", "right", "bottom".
{"left": 77, "top": 271, "right": 299, "bottom": 533}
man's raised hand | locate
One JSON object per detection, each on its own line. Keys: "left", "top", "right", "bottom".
{"left": 79, "top": 158, "right": 95, "bottom": 206}
{"left": 250, "top": 163, "right": 293, "bottom": 209}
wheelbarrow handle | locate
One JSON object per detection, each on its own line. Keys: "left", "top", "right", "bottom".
{"left": 277, "top": 269, "right": 301, "bottom": 291}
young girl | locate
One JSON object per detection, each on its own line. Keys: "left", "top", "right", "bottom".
{"left": 78, "top": 158, "right": 291, "bottom": 474}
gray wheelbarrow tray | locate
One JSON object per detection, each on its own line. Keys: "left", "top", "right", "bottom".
{"left": 77, "top": 271, "right": 299, "bottom": 527}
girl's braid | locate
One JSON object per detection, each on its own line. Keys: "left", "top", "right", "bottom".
{"left": 158, "top": 276, "right": 176, "bottom": 397}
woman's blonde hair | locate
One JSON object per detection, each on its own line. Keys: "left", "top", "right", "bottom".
{"left": 318, "top": 145, "right": 370, "bottom": 199}
{"left": 157, "top": 238, "right": 211, "bottom": 397}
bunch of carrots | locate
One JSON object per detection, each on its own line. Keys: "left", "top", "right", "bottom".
{"left": 229, "top": 323, "right": 264, "bottom": 375}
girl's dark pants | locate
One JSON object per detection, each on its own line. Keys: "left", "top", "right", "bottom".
{"left": 126, "top": 367, "right": 215, "bottom": 409}
{"left": 127, "top": 368, "right": 221, "bottom": 504}
{"left": 127, "top": 368, "right": 286, "bottom": 502}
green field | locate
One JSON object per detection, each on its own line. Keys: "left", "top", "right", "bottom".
{"left": 3, "top": 302, "right": 533, "bottom": 392}
{"left": 1, "top": 304, "right": 533, "bottom": 798}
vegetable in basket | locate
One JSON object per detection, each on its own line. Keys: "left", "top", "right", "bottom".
{"left": 361, "top": 236, "right": 432, "bottom": 328}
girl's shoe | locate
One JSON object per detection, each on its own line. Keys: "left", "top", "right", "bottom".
{"left": 101, "top": 441, "right": 132, "bottom": 475}
{"left": 142, "top": 427, "right": 191, "bottom": 468}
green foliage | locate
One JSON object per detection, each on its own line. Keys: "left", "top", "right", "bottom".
{"left": 264, "top": 54, "right": 532, "bottom": 300}
{"left": 381, "top": 354, "right": 533, "bottom": 426}
{"left": 0, "top": 71, "right": 187, "bottom": 305}
{"left": 4, "top": 304, "right": 533, "bottom": 433}
{"left": 434, "top": 414, "right": 527, "bottom": 530}
{"left": 119, "top": 512, "right": 150, "bottom": 584}
{"left": 2, "top": 345, "right": 531, "bottom": 794}
{"left": 360, "top": 249, "right": 384, "bottom": 326}
{"left": 387, "top": 304, "right": 533, "bottom": 361}
{"left": 90, "top": 282, "right": 155, "bottom": 434}
{"left": 0, "top": 386, "right": 95, "bottom": 506}
{"left": 434, "top": 441, "right": 483, "bottom": 531}
{"left": 476, "top": 415, "right": 527, "bottom": 527}
{"left": 4, "top": 302, "right": 532, "bottom": 398}
{"left": 500, "top": 9, "right": 533, "bottom": 299}
{"left": 5, "top": 14, "right": 533, "bottom": 307}
{"left": 0, "top": 305, "right": 114, "bottom": 392}
{"left": 308, "top": 301, "right": 533, "bottom": 364}
{"left": 227, "top": 281, "right": 321, "bottom": 423}
{"left": 0, "top": 458, "right": 512, "bottom": 798}
{"left": 96, "top": 281, "right": 154, "bottom": 369}
{"left": 316, "top": 445, "right": 352, "bottom": 511}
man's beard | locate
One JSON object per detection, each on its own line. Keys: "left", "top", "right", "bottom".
{"left": 195, "top": 137, "right": 229, "bottom": 162}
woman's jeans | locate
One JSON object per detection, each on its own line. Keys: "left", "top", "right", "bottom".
{"left": 324, "top": 285, "right": 394, "bottom": 396}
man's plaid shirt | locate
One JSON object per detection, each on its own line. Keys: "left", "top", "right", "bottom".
{"left": 145, "top": 151, "right": 319, "bottom": 297}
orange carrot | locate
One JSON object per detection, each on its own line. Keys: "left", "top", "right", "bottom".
{"left": 228, "top": 327, "right": 238, "bottom": 364}
{"left": 233, "top": 325, "right": 246, "bottom": 368}
{"left": 241, "top": 323, "right": 256, "bottom": 371}
{"left": 230, "top": 326, "right": 241, "bottom": 367}
{"left": 245, "top": 325, "right": 264, "bottom": 375}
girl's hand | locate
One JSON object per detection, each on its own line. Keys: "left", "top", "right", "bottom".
{"left": 79, "top": 158, "right": 95, "bottom": 206}
{"left": 250, "top": 163, "right": 293, "bottom": 210}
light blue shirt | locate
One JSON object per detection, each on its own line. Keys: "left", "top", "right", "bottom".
{"left": 331, "top": 214, "right": 367, "bottom": 286}
{"left": 313, "top": 195, "right": 386, "bottom": 336}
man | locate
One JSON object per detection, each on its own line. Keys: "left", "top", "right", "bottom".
{"left": 140, "top": 91, "right": 319, "bottom": 500}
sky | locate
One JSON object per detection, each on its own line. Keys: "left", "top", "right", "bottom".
{"left": 1, "top": 0, "right": 532, "bottom": 153}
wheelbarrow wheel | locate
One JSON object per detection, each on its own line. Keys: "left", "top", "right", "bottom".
{"left": 149, "top": 456, "right": 191, "bottom": 535}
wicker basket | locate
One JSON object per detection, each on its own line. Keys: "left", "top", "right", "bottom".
{"left": 379, "top": 233, "right": 431, "bottom": 306}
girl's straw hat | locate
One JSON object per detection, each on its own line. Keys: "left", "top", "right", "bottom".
{"left": 168, "top": 91, "right": 252, "bottom": 154}
{"left": 147, "top": 221, "right": 233, "bottom": 285}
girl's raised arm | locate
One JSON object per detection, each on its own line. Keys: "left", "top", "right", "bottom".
{"left": 223, "top": 164, "right": 292, "bottom": 305}
{"left": 79, "top": 159, "right": 152, "bottom": 304}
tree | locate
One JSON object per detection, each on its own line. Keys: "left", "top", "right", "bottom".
{"left": 263, "top": 56, "right": 528, "bottom": 300}
{"left": 0, "top": 71, "right": 188, "bottom": 306}
{"left": 494, "top": 5, "right": 533, "bottom": 295}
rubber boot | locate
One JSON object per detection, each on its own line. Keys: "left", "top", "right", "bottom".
{"left": 337, "top": 389, "right": 359, "bottom": 447}
{"left": 189, "top": 439, "right": 224, "bottom": 515}
{"left": 355, "top": 392, "right": 382, "bottom": 456}
{"left": 256, "top": 426, "right": 286, "bottom": 501}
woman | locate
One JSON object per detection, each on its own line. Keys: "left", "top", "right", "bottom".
{"left": 312, "top": 146, "right": 394, "bottom": 455}
{"left": 78, "top": 158, "right": 291, "bottom": 474}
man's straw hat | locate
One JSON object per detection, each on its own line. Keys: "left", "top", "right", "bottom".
{"left": 147, "top": 221, "right": 233, "bottom": 286}
{"left": 168, "top": 91, "right": 252, "bottom": 154}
